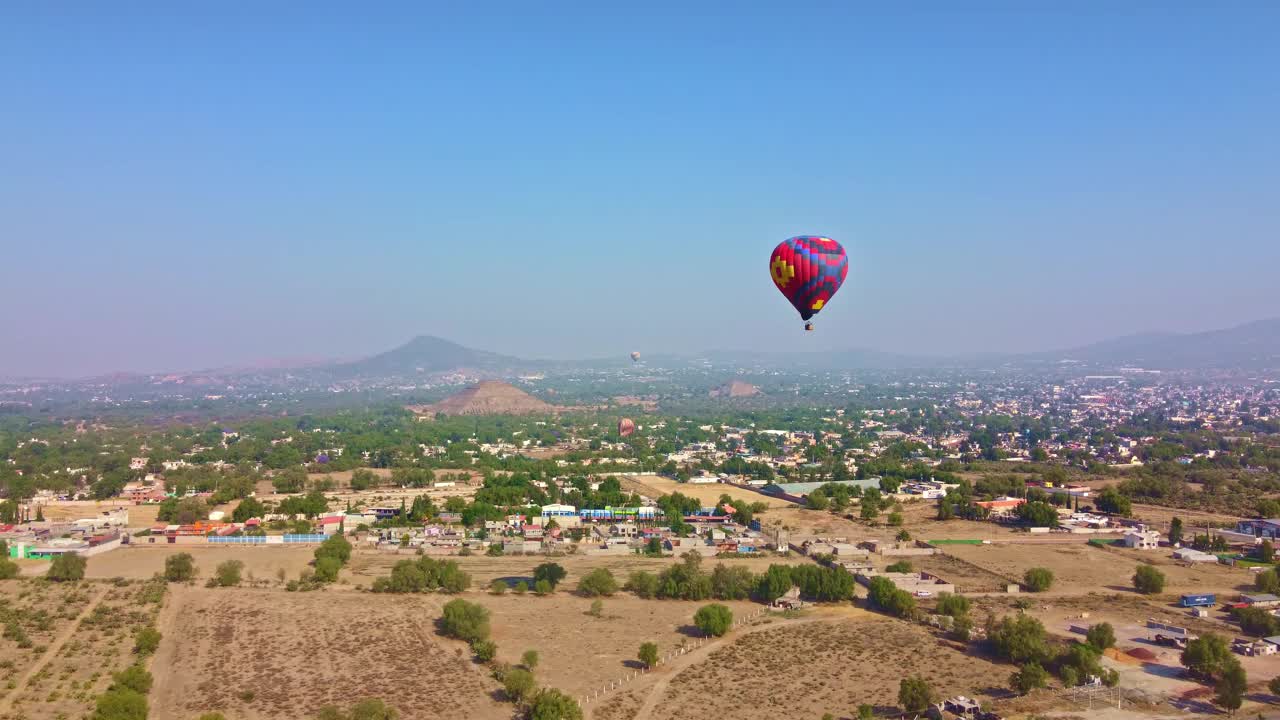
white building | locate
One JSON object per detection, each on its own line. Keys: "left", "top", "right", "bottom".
{"left": 1123, "top": 529, "right": 1161, "bottom": 550}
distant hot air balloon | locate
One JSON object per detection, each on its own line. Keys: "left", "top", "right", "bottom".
{"left": 769, "top": 236, "right": 848, "bottom": 331}
{"left": 618, "top": 418, "right": 636, "bottom": 437}
{"left": 630, "top": 351, "right": 641, "bottom": 363}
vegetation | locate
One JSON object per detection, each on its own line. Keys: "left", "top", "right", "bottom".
{"left": 503, "top": 668, "right": 536, "bottom": 703}
{"left": 639, "top": 641, "right": 659, "bottom": 668}
{"left": 521, "top": 649, "right": 539, "bottom": 670}
{"left": 1181, "top": 634, "right": 1234, "bottom": 680}
{"left": 211, "top": 559, "right": 244, "bottom": 587}
{"left": 885, "top": 560, "right": 914, "bottom": 573}
{"left": 1022, "top": 567, "right": 1054, "bottom": 592}
{"left": 48, "top": 552, "right": 87, "bottom": 581}
{"left": 866, "top": 576, "right": 915, "bottom": 618}
{"left": 134, "top": 627, "right": 162, "bottom": 655}
{"left": 528, "top": 688, "right": 583, "bottom": 720}
{"left": 577, "top": 568, "right": 618, "bottom": 597}
{"left": 1133, "top": 564, "right": 1166, "bottom": 594}
{"left": 1010, "top": 662, "right": 1049, "bottom": 694}
{"left": 1085, "top": 623, "right": 1115, "bottom": 652}
{"left": 371, "top": 557, "right": 470, "bottom": 593}
{"left": 314, "top": 699, "right": 400, "bottom": 720}
{"left": 898, "top": 676, "right": 936, "bottom": 712}
{"left": 440, "top": 598, "right": 491, "bottom": 644}
{"left": 693, "top": 603, "right": 734, "bottom": 637}
{"left": 533, "top": 562, "right": 567, "bottom": 589}
{"left": 164, "top": 553, "right": 196, "bottom": 582}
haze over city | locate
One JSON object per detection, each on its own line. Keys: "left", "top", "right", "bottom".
{"left": 4, "top": 3, "right": 1279, "bottom": 377}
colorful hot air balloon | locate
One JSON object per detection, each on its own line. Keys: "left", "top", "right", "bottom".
{"left": 769, "top": 235, "right": 848, "bottom": 331}
{"left": 618, "top": 418, "right": 636, "bottom": 437}
{"left": 630, "top": 351, "right": 641, "bottom": 362}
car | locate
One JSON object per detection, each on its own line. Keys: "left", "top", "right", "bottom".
{"left": 914, "top": 590, "right": 933, "bottom": 598}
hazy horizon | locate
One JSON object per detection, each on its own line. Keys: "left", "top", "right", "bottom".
{"left": 4, "top": 3, "right": 1278, "bottom": 378}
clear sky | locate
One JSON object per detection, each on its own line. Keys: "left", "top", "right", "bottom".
{"left": 3, "top": 2, "right": 1278, "bottom": 377}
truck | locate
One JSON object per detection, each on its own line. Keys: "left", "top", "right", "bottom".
{"left": 1148, "top": 619, "right": 1197, "bottom": 648}
{"left": 1180, "top": 593, "right": 1216, "bottom": 608}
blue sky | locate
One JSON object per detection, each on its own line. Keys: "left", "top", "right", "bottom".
{"left": 3, "top": 2, "right": 1278, "bottom": 377}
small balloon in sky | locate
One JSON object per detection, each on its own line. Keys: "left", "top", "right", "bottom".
{"left": 769, "top": 235, "right": 848, "bottom": 331}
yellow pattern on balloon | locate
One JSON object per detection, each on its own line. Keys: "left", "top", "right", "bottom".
{"left": 811, "top": 299, "right": 825, "bottom": 310}
{"left": 771, "top": 258, "right": 795, "bottom": 288}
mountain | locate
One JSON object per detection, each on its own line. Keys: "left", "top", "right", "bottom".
{"left": 1047, "top": 318, "right": 1280, "bottom": 369}
{"left": 410, "top": 380, "right": 555, "bottom": 416}
{"left": 333, "top": 336, "right": 530, "bottom": 378}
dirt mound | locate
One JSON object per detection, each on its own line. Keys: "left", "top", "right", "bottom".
{"left": 411, "top": 381, "right": 554, "bottom": 416}
{"left": 710, "top": 380, "right": 761, "bottom": 398}
{"left": 1126, "top": 647, "right": 1158, "bottom": 661}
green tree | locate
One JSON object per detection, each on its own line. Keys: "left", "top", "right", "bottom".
{"left": 472, "top": 639, "right": 497, "bottom": 663}
{"left": 806, "top": 490, "right": 829, "bottom": 510}
{"left": 314, "top": 555, "right": 342, "bottom": 582}
{"left": 1023, "top": 567, "right": 1054, "bottom": 592}
{"left": 625, "top": 571, "right": 658, "bottom": 599}
{"left": 898, "top": 676, "right": 936, "bottom": 712}
{"left": 111, "top": 664, "right": 153, "bottom": 694}
{"left": 213, "top": 559, "right": 244, "bottom": 587}
{"left": 1086, "top": 623, "right": 1116, "bottom": 652}
{"left": 638, "top": 641, "right": 658, "bottom": 668}
{"left": 885, "top": 560, "right": 914, "bottom": 573}
{"left": 887, "top": 512, "right": 904, "bottom": 527}
{"left": 1261, "top": 539, "right": 1275, "bottom": 563}
{"left": 232, "top": 496, "right": 266, "bottom": 523}
{"left": 1010, "top": 662, "right": 1049, "bottom": 694}
{"left": 47, "top": 553, "right": 87, "bottom": 582}
{"left": 528, "top": 688, "right": 583, "bottom": 720}
{"left": 1269, "top": 674, "right": 1280, "bottom": 697}
{"left": 1095, "top": 488, "right": 1132, "bottom": 516}
{"left": 1133, "top": 565, "right": 1166, "bottom": 594}
{"left": 1169, "top": 516, "right": 1184, "bottom": 545}
{"left": 935, "top": 593, "right": 970, "bottom": 619}
{"left": 896, "top": 529, "right": 912, "bottom": 542}
{"left": 133, "top": 627, "right": 161, "bottom": 655}
{"left": 988, "top": 614, "right": 1052, "bottom": 664}
{"left": 693, "top": 603, "right": 734, "bottom": 637}
{"left": 1215, "top": 659, "right": 1246, "bottom": 714}
{"left": 503, "top": 667, "right": 536, "bottom": 704}
{"left": 1182, "top": 633, "right": 1233, "bottom": 680}
{"left": 441, "top": 599, "right": 491, "bottom": 643}
{"left": 164, "top": 553, "right": 196, "bottom": 582}
{"left": 349, "top": 468, "right": 377, "bottom": 491}
{"left": 1015, "top": 501, "right": 1058, "bottom": 527}
{"left": 533, "top": 563, "right": 567, "bottom": 589}
{"left": 0, "top": 559, "right": 20, "bottom": 580}
{"left": 577, "top": 568, "right": 618, "bottom": 597}
{"left": 1256, "top": 568, "right": 1280, "bottom": 595}
{"left": 92, "top": 688, "right": 148, "bottom": 720}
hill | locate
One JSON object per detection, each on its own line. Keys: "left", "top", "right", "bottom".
{"left": 334, "top": 336, "right": 527, "bottom": 377}
{"left": 1048, "top": 318, "right": 1280, "bottom": 369}
{"left": 710, "top": 380, "right": 761, "bottom": 398}
{"left": 411, "top": 381, "right": 554, "bottom": 416}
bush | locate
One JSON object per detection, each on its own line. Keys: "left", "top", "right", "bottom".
{"left": 587, "top": 599, "right": 603, "bottom": 617}
{"left": 164, "top": 553, "right": 196, "bottom": 583}
{"left": 314, "top": 556, "right": 342, "bottom": 583}
{"left": 440, "top": 599, "right": 491, "bottom": 643}
{"left": 1010, "top": 662, "right": 1049, "bottom": 694}
{"left": 48, "top": 553, "right": 87, "bottom": 582}
{"left": 489, "top": 579, "right": 508, "bottom": 595}
{"left": 885, "top": 560, "right": 914, "bottom": 574}
{"left": 898, "top": 676, "right": 936, "bottom": 711}
{"left": 533, "top": 563, "right": 567, "bottom": 589}
{"left": 625, "top": 571, "right": 658, "bottom": 599}
{"left": 133, "top": 627, "right": 161, "bottom": 656}
{"left": 1133, "top": 565, "right": 1165, "bottom": 595}
{"left": 503, "top": 667, "right": 536, "bottom": 703}
{"left": 369, "top": 557, "right": 471, "bottom": 594}
{"left": 110, "top": 664, "right": 153, "bottom": 694}
{"left": 92, "top": 688, "right": 148, "bottom": 720}
{"left": 0, "top": 560, "right": 19, "bottom": 580}
{"left": 348, "top": 699, "right": 399, "bottom": 720}
{"left": 1086, "top": 623, "right": 1116, "bottom": 651}
{"left": 514, "top": 581, "right": 529, "bottom": 595}
{"left": 472, "top": 639, "right": 497, "bottom": 663}
{"left": 213, "top": 560, "right": 244, "bottom": 587}
{"left": 1022, "top": 567, "right": 1054, "bottom": 592}
{"left": 988, "top": 614, "right": 1052, "bottom": 664}
{"left": 521, "top": 649, "right": 539, "bottom": 670}
{"left": 639, "top": 641, "right": 658, "bottom": 668}
{"left": 577, "top": 568, "right": 618, "bottom": 597}
{"left": 935, "top": 593, "right": 970, "bottom": 619}
{"left": 528, "top": 688, "right": 583, "bottom": 720}
{"left": 887, "top": 512, "right": 904, "bottom": 527}
{"left": 1181, "top": 633, "right": 1233, "bottom": 680}
{"left": 693, "top": 603, "right": 734, "bottom": 637}
{"left": 865, "top": 576, "right": 916, "bottom": 618}
{"left": 1255, "top": 568, "right": 1280, "bottom": 595}
{"left": 534, "top": 579, "right": 553, "bottom": 596}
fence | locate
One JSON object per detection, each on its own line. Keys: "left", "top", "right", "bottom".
{"left": 579, "top": 606, "right": 769, "bottom": 707}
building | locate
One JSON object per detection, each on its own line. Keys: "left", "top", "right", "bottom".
{"left": 540, "top": 503, "right": 577, "bottom": 517}
{"left": 1173, "top": 548, "right": 1219, "bottom": 563}
{"left": 974, "top": 497, "right": 1026, "bottom": 519}
{"left": 1238, "top": 519, "right": 1280, "bottom": 539}
{"left": 1122, "top": 529, "right": 1161, "bottom": 549}
{"left": 1241, "top": 593, "right": 1280, "bottom": 608}
{"left": 762, "top": 479, "right": 880, "bottom": 502}
{"left": 856, "top": 570, "right": 956, "bottom": 597}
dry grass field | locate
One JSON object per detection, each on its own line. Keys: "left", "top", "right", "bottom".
{"left": 621, "top": 475, "right": 792, "bottom": 509}
{"left": 648, "top": 615, "right": 1006, "bottom": 720}
{"left": 944, "top": 543, "right": 1251, "bottom": 596}
{"left": 149, "top": 588, "right": 510, "bottom": 720}
{"left": 85, "top": 545, "right": 319, "bottom": 582}
{"left": 38, "top": 501, "right": 161, "bottom": 529}
{"left": 479, "top": 594, "right": 761, "bottom": 700}
{"left": 1, "top": 580, "right": 164, "bottom": 720}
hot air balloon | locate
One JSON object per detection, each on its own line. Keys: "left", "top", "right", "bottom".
{"left": 630, "top": 351, "right": 641, "bottom": 363}
{"left": 618, "top": 418, "right": 636, "bottom": 437}
{"left": 769, "top": 236, "right": 848, "bottom": 331}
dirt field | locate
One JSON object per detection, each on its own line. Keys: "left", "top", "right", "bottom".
{"left": 944, "top": 543, "right": 1252, "bottom": 596}
{"left": 85, "top": 545, "right": 319, "bottom": 583}
{"left": 911, "top": 552, "right": 1013, "bottom": 593}
{"left": 38, "top": 501, "right": 160, "bottom": 529}
{"left": 149, "top": 587, "right": 509, "bottom": 720}
{"left": 480, "top": 594, "right": 761, "bottom": 700}
{"left": 648, "top": 614, "right": 1006, "bottom": 720}
{"left": 621, "top": 475, "right": 792, "bottom": 509}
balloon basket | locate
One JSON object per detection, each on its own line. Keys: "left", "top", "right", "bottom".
{"left": 804, "top": 322, "right": 814, "bottom": 332}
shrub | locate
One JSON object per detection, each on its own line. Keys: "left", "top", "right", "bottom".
{"left": 91, "top": 688, "right": 147, "bottom": 720}
{"left": 0, "top": 560, "right": 19, "bottom": 580}
{"left": 587, "top": 599, "right": 603, "bottom": 617}
{"left": 693, "top": 603, "right": 733, "bottom": 637}
{"left": 521, "top": 649, "right": 539, "bottom": 670}
{"left": 988, "top": 614, "right": 1052, "bottom": 664}
{"left": 935, "top": 593, "right": 970, "bottom": 619}
{"left": 534, "top": 579, "right": 553, "bottom": 596}
{"left": 1010, "top": 662, "right": 1048, "bottom": 694}
{"left": 533, "top": 563, "right": 567, "bottom": 589}
{"left": 48, "top": 553, "right": 87, "bottom": 582}
{"left": 638, "top": 641, "right": 658, "bottom": 668}
{"left": 314, "top": 556, "right": 342, "bottom": 583}
{"left": 1181, "top": 633, "right": 1233, "bottom": 680}
{"left": 110, "top": 664, "right": 153, "bottom": 694}
{"left": 1086, "top": 622, "right": 1116, "bottom": 651}
{"left": 440, "top": 599, "right": 490, "bottom": 643}
{"left": 472, "top": 639, "right": 497, "bottom": 663}
{"left": 898, "top": 676, "right": 936, "bottom": 711}
{"left": 503, "top": 667, "right": 536, "bottom": 703}
{"left": 528, "top": 688, "right": 582, "bottom": 720}
{"left": 514, "top": 581, "right": 529, "bottom": 595}
{"left": 1022, "top": 567, "right": 1054, "bottom": 592}
{"left": 163, "top": 553, "right": 196, "bottom": 582}
{"left": 213, "top": 560, "right": 244, "bottom": 587}
{"left": 885, "top": 560, "right": 914, "bottom": 574}
{"left": 1133, "top": 565, "right": 1165, "bottom": 595}
{"left": 489, "top": 579, "right": 508, "bottom": 595}
{"left": 133, "top": 627, "right": 161, "bottom": 656}
{"left": 348, "top": 699, "right": 400, "bottom": 720}
{"left": 577, "top": 568, "right": 618, "bottom": 597}
{"left": 625, "top": 571, "right": 658, "bottom": 599}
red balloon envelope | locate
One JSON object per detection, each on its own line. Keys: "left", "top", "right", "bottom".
{"left": 618, "top": 418, "right": 636, "bottom": 437}
{"left": 769, "top": 236, "right": 848, "bottom": 327}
